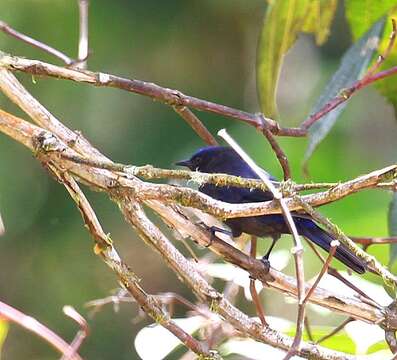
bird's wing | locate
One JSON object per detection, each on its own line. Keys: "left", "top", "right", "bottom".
{"left": 200, "top": 183, "right": 274, "bottom": 204}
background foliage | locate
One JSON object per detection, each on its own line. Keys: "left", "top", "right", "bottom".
{"left": 0, "top": 1, "right": 397, "bottom": 358}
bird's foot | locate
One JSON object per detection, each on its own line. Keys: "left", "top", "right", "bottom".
{"left": 260, "top": 256, "right": 271, "bottom": 273}
{"left": 196, "top": 222, "right": 233, "bottom": 247}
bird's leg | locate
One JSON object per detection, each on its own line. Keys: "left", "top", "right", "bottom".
{"left": 261, "top": 234, "right": 280, "bottom": 265}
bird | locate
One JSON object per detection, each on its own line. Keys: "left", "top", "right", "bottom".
{"left": 176, "top": 146, "right": 366, "bottom": 274}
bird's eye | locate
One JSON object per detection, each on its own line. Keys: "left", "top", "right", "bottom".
{"left": 192, "top": 157, "right": 200, "bottom": 169}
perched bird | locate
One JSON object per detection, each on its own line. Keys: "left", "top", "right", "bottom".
{"left": 176, "top": 146, "right": 366, "bottom": 274}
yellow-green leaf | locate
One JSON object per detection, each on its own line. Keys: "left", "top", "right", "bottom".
{"left": 257, "top": 0, "right": 337, "bottom": 118}
{"left": 0, "top": 319, "right": 9, "bottom": 354}
{"left": 345, "top": 0, "right": 397, "bottom": 39}
{"left": 301, "top": 0, "right": 338, "bottom": 45}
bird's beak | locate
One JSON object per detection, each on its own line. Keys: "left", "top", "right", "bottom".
{"left": 175, "top": 159, "right": 192, "bottom": 168}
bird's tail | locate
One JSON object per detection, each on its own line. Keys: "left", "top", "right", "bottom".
{"left": 294, "top": 217, "right": 366, "bottom": 274}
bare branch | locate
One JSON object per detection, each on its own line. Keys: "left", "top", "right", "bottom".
{"left": 76, "top": 0, "right": 89, "bottom": 69}
{"left": 303, "top": 241, "right": 338, "bottom": 304}
{"left": 316, "top": 318, "right": 354, "bottom": 344}
{"left": 0, "top": 105, "right": 387, "bottom": 359}
{"left": 0, "top": 22, "right": 74, "bottom": 65}
{"left": 0, "top": 62, "right": 393, "bottom": 358}
{"left": 0, "top": 300, "right": 82, "bottom": 359}
{"left": 0, "top": 211, "right": 4, "bottom": 236}
{"left": 174, "top": 105, "right": 218, "bottom": 145}
{"left": 259, "top": 114, "right": 291, "bottom": 179}
{"left": 61, "top": 306, "right": 89, "bottom": 360}
{"left": 294, "top": 195, "right": 395, "bottom": 285}
{"left": 249, "top": 236, "right": 267, "bottom": 326}
{"left": 362, "top": 19, "right": 396, "bottom": 80}
{"left": 54, "top": 170, "right": 214, "bottom": 358}
{"left": 350, "top": 236, "right": 397, "bottom": 246}
{"left": 0, "top": 52, "right": 304, "bottom": 137}
{"left": 301, "top": 19, "right": 397, "bottom": 130}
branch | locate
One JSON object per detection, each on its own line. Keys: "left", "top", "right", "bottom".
{"left": 76, "top": 0, "right": 89, "bottom": 69}
{"left": 0, "top": 52, "right": 304, "bottom": 137}
{"left": 259, "top": 114, "right": 291, "bottom": 179}
{"left": 293, "top": 195, "right": 396, "bottom": 288}
{"left": 0, "top": 64, "right": 393, "bottom": 358}
{"left": 351, "top": 236, "right": 397, "bottom": 246}
{"left": 0, "top": 300, "right": 82, "bottom": 359}
{"left": 0, "top": 107, "right": 393, "bottom": 319}
{"left": 2, "top": 49, "right": 397, "bottom": 139}
{"left": 249, "top": 236, "right": 267, "bottom": 326}
{"left": 0, "top": 212, "right": 4, "bottom": 236}
{"left": 173, "top": 105, "right": 218, "bottom": 146}
{"left": 301, "top": 19, "right": 397, "bottom": 130}
{"left": 54, "top": 169, "right": 214, "bottom": 358}
{"left": 0, "top": 22, "right": 74, "bottom": 65}
{"left": 0, "top": 107, "right": 380, "bottom": 358}
{"left": 61, "top": 306, "right": 89, "bottom": 360}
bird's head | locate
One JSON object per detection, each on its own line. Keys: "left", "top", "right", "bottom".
{"left": 175, "top": 146, "right": 241, "bottom": 173}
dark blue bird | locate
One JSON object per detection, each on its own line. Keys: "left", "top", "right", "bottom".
{"left": 176, "top": 146, "right": 366, "bottom": 274}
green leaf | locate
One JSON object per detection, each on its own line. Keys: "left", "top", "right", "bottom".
{"left": 286, "top": 327, "right": 356, "bottom": 354}
{"left": 366, "top": 340, "right": 390, "bottom": 354}
{"left": 303, "top": 18, "right": 385, "bottom": 169}
{"left": 389, "top": 193, "right": 397, "bottom": 267}
{"left": 345, "top": 3, "right": 397, "bottom": 115}
{"left": 0, "top": 319, "right": 9, "bottom": 355}
{"left": 384, "top": 192, "right": 397, "bottom": 297}
{"left": 256, "top": 0, "right": 337, "bottom": 118}
{"left": 345, "top": 0, "right": 397, "bottom": 39}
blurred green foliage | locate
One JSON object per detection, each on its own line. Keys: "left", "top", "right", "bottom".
{"left": 0, "top": 1, "right": 396, "bottom": 359}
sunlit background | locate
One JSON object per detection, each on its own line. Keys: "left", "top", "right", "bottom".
{"left": 0, "top": 1, "right": 396, "bottom": 359}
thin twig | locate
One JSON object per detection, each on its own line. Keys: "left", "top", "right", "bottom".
{"left": 304, "top": 316, "right": 314, "bottom": 342}
{"left": 259, "top": 114, "right": 291, "bottom": 180}
{"left": 301, "top": 19, "right": 397, "bottom": 130}
{"left": 0, "top": 300, "right": 81, "bottom": 359}
{"left": 305, "top": 240, "right": 377, "bottom": 303}
{"left": 303, "top": 241, "right": 338, "bottom": 304}
{"left": 85, "top": 289, "right": 134, "bottom": 316}
{"left": 76, "top": 0, "right": 89, "bottom": 69}
{"left": 1, "top": 18, "right": 397, "bottom": 139}
{"left": 249, "top": 235, "right": 267, "bottom": 326}
{"left": 0, "top": 22, "right": 74, "bottom": 65}
{"left": 0, "top": 212, "right": 4, "bottom": 236}
{"left": 294, "top": 195, "right": 396, "bottom": 285}
{"left": 350, "top": 236, "right": 397, "bottom": 246}
{"left": 173, "top": 105, "right": 218, "bottom": 146}
{"left": 362, "top": 19, "right": 397, "bottom": 79}
{"left": 61, "top": 306, "right": 89, "bottom": 360}
{"left": 316, "top": 318, "right": 354, "bottom": 344}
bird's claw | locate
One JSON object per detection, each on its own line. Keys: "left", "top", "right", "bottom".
{"left": 260, "top": 256, "right": 271, "bottom": 272}
{"left": 196, "top": 222, "right": 233, "bottom": 247}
